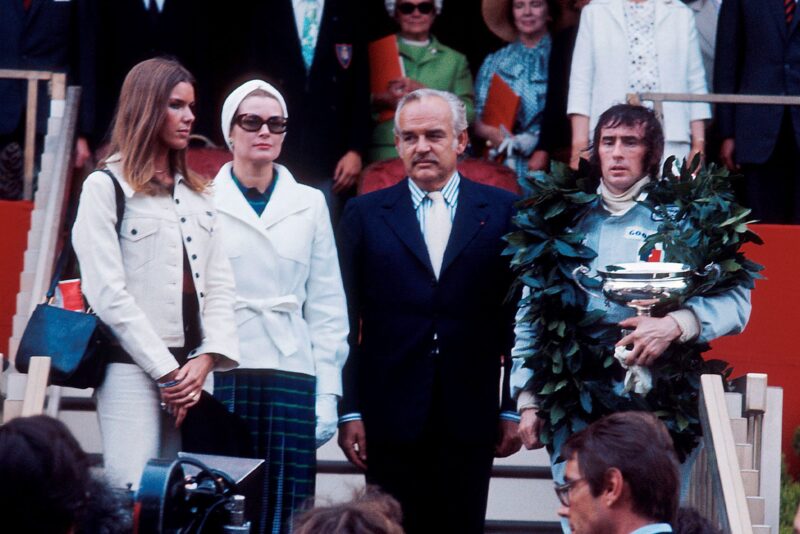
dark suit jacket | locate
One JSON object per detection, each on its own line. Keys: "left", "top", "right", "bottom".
{"left": 715, "top": 0, "right": 800, "bottom": 163}
{"left": 337, "top": 177, "right": 517, "bottom": 446}
{"left": 0, "top": 0, "right": 95, "bottom": 136}
{"left": 537, "top": 24, "right": 578, "bottom": 156}
{"left": 94, "top": 0, "right": 223, "bottom": 143}
{"left": 245, "top": 0, "right": 370, "bottom": 182}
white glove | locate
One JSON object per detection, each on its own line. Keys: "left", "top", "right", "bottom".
{"left": 613, "top": 345, "right": 653, "bottom": 395}
{"left": 315, "top": 393, "right": 339, "bottom": 448}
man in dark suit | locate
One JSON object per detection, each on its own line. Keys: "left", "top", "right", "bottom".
{"left": 0, "top": 0, "right": 95, "bottom": 185}
{"left": 244, "top": 0, "right": 370, "bottom": 222}
{"left": 336, "top": 88, "right": 521, "bottom": 534}
{"left": 715, "top": 0, "right": 800, "bottom": 223}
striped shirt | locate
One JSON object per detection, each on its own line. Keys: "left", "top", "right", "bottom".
{"left": 408, "top": 172, "right": 460, "bottom": 231}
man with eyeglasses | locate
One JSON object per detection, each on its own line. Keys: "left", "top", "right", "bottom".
{"left": 510, "top": 104, "right": 750, "bottom": 508}
{"left": 555, "top": 411, "right": 679, "bottom": 533}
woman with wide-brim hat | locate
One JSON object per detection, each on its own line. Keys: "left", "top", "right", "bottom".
{"left": 474, "top": 0, "right": 559, "bottom": 179}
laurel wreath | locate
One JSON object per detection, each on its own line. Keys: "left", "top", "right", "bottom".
{"left": 504, "top": 157, "right": 762, "bottom": 460}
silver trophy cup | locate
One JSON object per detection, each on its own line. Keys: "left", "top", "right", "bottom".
{"left": 571, "top": 262, "right": 717, "bottom": 393}
{"left": 572, "top": 262, "right": 695, "bottom": 317}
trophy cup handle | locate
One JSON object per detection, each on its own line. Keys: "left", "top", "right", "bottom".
{"left": 571, "top": 265, "right": 604, "bottom": 299}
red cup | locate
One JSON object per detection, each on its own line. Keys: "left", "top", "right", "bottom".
{"left": 57, "top": 279, "right": 84, "bottom": 312}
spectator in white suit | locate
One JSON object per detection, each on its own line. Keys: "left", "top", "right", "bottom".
{"left": 567, "top": 0, "right": 710, "bottom": 168}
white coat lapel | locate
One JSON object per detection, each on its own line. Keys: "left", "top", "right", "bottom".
{"left": 655, "top": 0, "right": 673, "bottom": 30}
{"left": 261, "top": 164, "right": 314, "bottom": 229}
{"left": 606, "top": 0, "right": 627, "bottom": 34}
{"left": 213, "top": 163, "right": 269, "bottom": 237}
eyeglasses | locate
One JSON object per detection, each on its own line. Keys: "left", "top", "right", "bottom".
{"left": 553, "top": 477, "right": 585, "bottom": 507}
{"left": 234, "top": 114, "right": 288, "bottom": 134}
{"left": 397, "top": 2, "right": 435, "bottom": 15}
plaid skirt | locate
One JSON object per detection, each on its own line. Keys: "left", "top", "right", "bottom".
{"left": 214, "top": 369, "right": 316, "bottom": 534}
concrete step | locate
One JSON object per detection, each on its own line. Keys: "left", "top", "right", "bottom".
{"left": 747, "top": 495, "right": 766, "bottom": 525}
{"left": 20, "top": 271, "right": 36, "bottom": 295}
{"left": 741, "top": 468, "right": 760, "bottom": 496}
{"left": 737, "top": 442, "right": 754, "bottom": 470}
{"left": 752, "top": 525, "right": 771, "bottom": 534}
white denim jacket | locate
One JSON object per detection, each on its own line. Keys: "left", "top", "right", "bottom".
{"left": 72, "top": 159, "right": 239, "bottom": 380}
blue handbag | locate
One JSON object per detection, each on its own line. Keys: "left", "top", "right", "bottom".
{"left": 16, "top": 170, "right": 124, "bottom": 389}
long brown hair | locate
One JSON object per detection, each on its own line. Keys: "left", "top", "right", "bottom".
{"left": 103, "top": 57, "right": 205, "bottom": 194}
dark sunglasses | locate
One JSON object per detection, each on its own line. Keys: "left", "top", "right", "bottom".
{"left": 397, "top": 2, "right": 435, "bottom": 15}
{"left": 234, "top": 114, "right": 288, "bottom": 134}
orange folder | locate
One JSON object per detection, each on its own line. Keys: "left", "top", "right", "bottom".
{"left": 368, "top": 35, "right": 405, "bottom": 123}
{"left": 482, "top": 73, "right": 520, "bottom": 132}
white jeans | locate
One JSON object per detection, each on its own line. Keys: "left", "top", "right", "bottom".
{"left": 96, "top": 363, "right": 180, "bottom": 489}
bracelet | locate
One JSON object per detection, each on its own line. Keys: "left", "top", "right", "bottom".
{"left": 158, "top": 379, "right": 181, "bottom": 389}
{"left": 518, "top": 404, "right": 539, "bottom": 414}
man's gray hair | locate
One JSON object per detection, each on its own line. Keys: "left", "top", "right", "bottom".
{"left": 393, "top": 89, "right": 468, "bottom": 136}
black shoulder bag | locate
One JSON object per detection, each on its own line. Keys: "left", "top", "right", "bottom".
{"left": 16, "top": 170, "right": 125, "bottom": 389}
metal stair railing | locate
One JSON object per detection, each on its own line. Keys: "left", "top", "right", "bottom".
{"left": 627, "top": 92, "right": 800, "bottom": 123}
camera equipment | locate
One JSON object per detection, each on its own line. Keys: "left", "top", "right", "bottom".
{"left": 135, "top": 455, "right": 264, "bottom": 533}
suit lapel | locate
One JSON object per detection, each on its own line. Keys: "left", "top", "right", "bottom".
{"left": 440, "top": 178, "right": 489, "bottom": 277}
{"left": 772, "top": 0, "right": 791, "bottom": 41}
{"left": 790, "top": 0, "right": 800, "bottom": 36}
{"left": 381, "top": 180, "right": 433, "bottom": 273}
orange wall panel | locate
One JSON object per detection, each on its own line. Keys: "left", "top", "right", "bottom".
{"left": 709, "top": 224, "right": 800, "bottom": 475}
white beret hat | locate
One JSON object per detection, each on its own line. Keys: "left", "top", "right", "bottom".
{"left": 220, "top": 79, "right": 288, "bottom": 150}
{"left": 385, "top": 0, "right": 443, "bottom": 16}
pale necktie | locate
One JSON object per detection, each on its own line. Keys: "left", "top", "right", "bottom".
{"left": 423, "top": 191, "right": 452, "bottom": 278}
{"left": 300, "top": 0, "right": 320, "bottom": 71}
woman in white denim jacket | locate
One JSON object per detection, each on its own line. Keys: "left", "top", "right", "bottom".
{"left": 212, "top": 80, "right": 348, "bottom": 534}
{"left": 72, "top": 58, "right": 239, "bottom": 490}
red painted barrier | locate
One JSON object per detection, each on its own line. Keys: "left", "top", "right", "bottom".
{"left": 0, "top": 200, "right": 33, "bottom": 359}
{"left": 710, "top": 224, "right": 800, "bottom": 475}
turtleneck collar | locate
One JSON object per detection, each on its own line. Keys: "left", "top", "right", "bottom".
{"left": 599, "top": 176, "right": 651, "bottom": 216}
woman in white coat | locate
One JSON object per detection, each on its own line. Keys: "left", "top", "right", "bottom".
{"left": 567, "top": 0, "right": 710, "bottom": 167}
{"left": 212, "top": 80, "right": 349, "bottom": 534}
